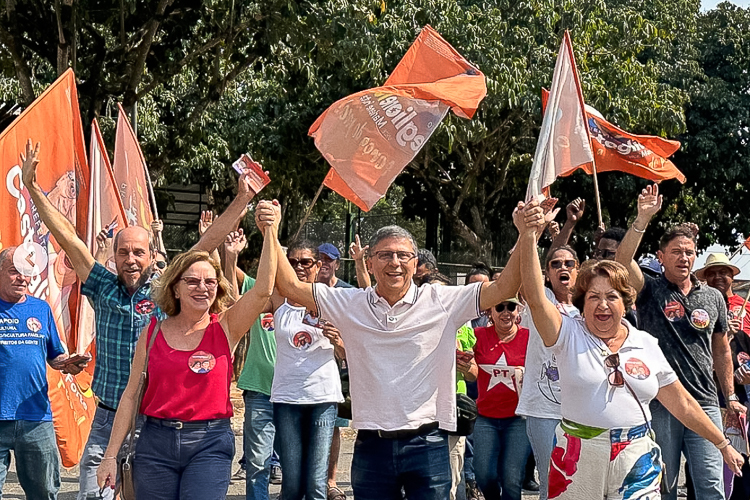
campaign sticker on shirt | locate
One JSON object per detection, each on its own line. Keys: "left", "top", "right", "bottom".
{"left": 738, "top": 351, "right": 750, "bottom": 365}
{"left": 625, "top": 357, "right": 651, "bottom": 380}
{"left": 663, "top": 301, "right": 685, "bottom": 322}
{"left": 690, "top": 308, "right": 711, "bottom": 329}
{"left": 135, "top": 299, "right": 155, "bottom": 315}
{"left": 260, "top": 313, "right": 275, "bottom": 332}
{"left": 188, "top": 351, "right": 216, "bottom": 373}
{"left": 26, "top": 317, "right": 42, "bottom": 333}
{"left": 291, "top": 331, "right": 313, "bottom": 350}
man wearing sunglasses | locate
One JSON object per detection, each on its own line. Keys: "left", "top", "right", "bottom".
{"left": 263, "top": 206, "right": 523, "bottom": 500}
{"left": 616, "top": 184, "right": 744, "bottom": 500}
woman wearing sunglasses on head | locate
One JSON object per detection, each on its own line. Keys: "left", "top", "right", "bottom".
{"left": 472, "top": 297, "right": 531, "bottom": 500}
{"left": 258, "top": 237, "right": 343, "bottom": 500}
{"left": 95, "top": 204, "right": 280, "bottom": 499}
{"left": 515, "top": 200, "right": 743, "bottom": 499}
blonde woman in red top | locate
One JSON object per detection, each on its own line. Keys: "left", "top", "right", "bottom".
{"left": 472, "top": 297, "right": 532, "bottom": 500}
{"left": 96, "top": 203, "right": 279, "bottom": 499}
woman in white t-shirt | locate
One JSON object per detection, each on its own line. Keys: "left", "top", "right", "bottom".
{"left": 515, "top": 202, "right": 743, "bottom": 499}
{"left": 263, "top": 240, "right": 343, "bottom": 500}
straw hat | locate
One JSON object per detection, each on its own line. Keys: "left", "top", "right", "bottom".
{"left": 695, "top": 253, "right": 740, "bottom": 280}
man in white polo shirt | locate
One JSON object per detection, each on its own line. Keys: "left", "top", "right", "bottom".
{"left": 260, "top": 201, "right": 520, "bottom": 500}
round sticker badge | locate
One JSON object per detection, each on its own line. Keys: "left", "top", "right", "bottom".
{"left": 624, "top": 358, "right": 651, "bottom": 380}
{"left": 260, "top": 313, "right": 275, "bottom": 332}
{"left": 188, "top": 351, "right": 216, "bottom": 374}
{"left": 135, "top": 299, "right": 155, "bottom": 315}
{"left": 690, "top": 309, "right": 711, "bottom": 329}
{"left": 26, "top": 317, "right": 42, "bottom": 333}
{"left": 292, "top": 331, "right": 313, "bottom": 350}
{"left": 663, "top": 301, "right": 685, "bottom": 322}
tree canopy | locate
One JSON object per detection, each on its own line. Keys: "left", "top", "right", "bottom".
{"left": 0, "top": 0, "right": 748, "bottom": 264}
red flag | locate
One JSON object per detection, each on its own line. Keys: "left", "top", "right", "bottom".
{"left": 310, "top": 25, "right": 487, "bottom": 211}
{"left": 527, "top": 31, "right": 594, "bottom": 201}
{"left": 0, "top": 69, "right": 96, "bottom": 467}
{"left": 113, "top": 103, "right": 154, "bottom": 228}
{"left": 743, "top": 236, "right": 750, "bottom": 252}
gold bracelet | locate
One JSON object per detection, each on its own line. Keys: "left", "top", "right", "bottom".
{"left": 716, "top": 438, "right": 731, "bottom": 450}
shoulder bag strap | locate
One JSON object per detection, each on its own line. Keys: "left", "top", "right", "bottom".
{"left": 124, "top": 319, "right": 161, "bottom": 448}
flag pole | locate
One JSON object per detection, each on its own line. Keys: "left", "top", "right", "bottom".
{"left": 591, "top": 160, "right": 603, "bottom": 227}
{"left": 293, "top": 181, "right": 326, "bottom": 241}
{"left": 142, "top": 161, "right": 165, "bottom": 251}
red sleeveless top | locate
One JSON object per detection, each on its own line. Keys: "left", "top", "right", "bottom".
{"left": 140, "top": 315, "right": 233, "bottom": 420}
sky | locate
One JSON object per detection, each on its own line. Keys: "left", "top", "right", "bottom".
{"left": 702, "top": 0, "right": 750, "bottom": 9}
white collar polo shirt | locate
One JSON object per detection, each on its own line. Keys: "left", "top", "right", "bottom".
{"left": 312, "top": 281, "right": 483, "bottom": 432}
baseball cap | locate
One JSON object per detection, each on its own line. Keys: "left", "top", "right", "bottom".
{"left": 318, "top": 243, "right": 341, "bottom": 260}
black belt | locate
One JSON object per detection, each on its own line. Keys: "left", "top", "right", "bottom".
{"left": 97, "top": 401, "right": 117, "bottom": 412}
{"left": 146, "top": 417, "right": 230, "bottom": 430}
{"left": 361, "top": 421, "right": 440, "bottom": 440}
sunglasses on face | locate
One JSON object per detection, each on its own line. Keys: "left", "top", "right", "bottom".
{"left": 594, "top": 249, "right": 617, "bottom": 260}
{"left": 288, "top": 258, "right": 316, "bottom": 269}
{"left": 549, "top": 259, "right": 577, "bottom": 270}
{"left": 604, "top": 353, "right": 624, "bottom": 387}
{"left": 494, "top": 303, "right": 518, "bottom": 313}
{"left": 180, "top": 277, "right": 218, "bottom": 290}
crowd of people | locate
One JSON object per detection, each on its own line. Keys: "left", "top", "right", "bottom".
{"left": 1, "top": 138, "right": 749, "bottom": 500}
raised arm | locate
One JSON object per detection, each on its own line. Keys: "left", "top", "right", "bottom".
{"left": 614, "top": 184, "right": 662, "bottom": 293}
{"left": 518, "top": 200, "right": 563, "bottom": 347}
{"left": 192, "top": 173, "right": 254, "bottom": 253}
{"left": 221, "top": 204, "right": 278, "bottom": 350}
{"left": 349, "top": 234, "right": 371, "bottom": 288}
{"left": 151, "top": 219, "right": 166, "bottom": 256}
{"left": 21, "top": 140, "right": 95, "bottom": 282}
{"left": 94, "top": 228, "right": 113, "bottom": 266}
{"left": 547, "top": 198, "right": 585, "bottom": 257}
{"left": 223, "top": 229, "right": 246, "bottom": 300}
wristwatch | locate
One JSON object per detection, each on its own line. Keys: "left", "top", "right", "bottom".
{"left": 728, "top": 393, "right": 740, "bottom": 402}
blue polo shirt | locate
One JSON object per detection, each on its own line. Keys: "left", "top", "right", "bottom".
{"left": 0, "top": 295, "right": 65, "bottom": 421}
{"left": 81, "top": 262, "right": 160, "bottom": 409}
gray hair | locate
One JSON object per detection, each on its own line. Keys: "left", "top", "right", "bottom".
{"left": 368, "top": 226, "right": 418, "bottom": 254}
{"left": 0, "top": 247, "right": 15, "bottom": 267}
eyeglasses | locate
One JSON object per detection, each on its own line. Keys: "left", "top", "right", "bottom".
{"left": 495, "top": 303, "right": 518, "bottom": 313}
{"left": 373, "top": 251, "right": 416, "bottom": 263}
{"left": 594, "top": 249, "right": 617, "bottom": 260}
{"left": 180, "top": 277, "right": 218, "bottom": 290}
{"left": 549, "top": 259, "right": 577, "bottom": 270}
{"left": 288, "top": 258, "right": 316, "bottom": 269}
{"left": 604, "top": 353, "right": 624, "bottom": 387}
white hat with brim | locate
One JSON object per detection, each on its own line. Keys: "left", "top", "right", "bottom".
{"left": 695, "top": 253, "right": 740, "bottom": 280}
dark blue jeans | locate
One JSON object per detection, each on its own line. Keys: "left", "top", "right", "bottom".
{"left": 133, "top": 418, "right": 235, "bottom": 500}
{"left": 0, "top": 420, "right": 60, "bottom": 500}
{"left": 351, "top": 427, "right": 451, "bottom": 500}
{"left": 474, "top": 415, "right": 531, "bottom": 500}
{"left": 273, "top": 402, "right": 336, "bottom": 500}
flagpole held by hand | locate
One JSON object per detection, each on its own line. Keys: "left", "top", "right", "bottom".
{"left": 293, "top": 181, "right": 326, "bottom": 241}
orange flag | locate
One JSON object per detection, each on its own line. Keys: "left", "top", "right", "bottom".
{"left": 113, "top": 103, "right": 154, "bottom": 228}
{"left": 527, "top": 31, "right": 594, "bottom": 201}
{"left": 76, "top": 119, "right": 129, "bottom": 359}
{"left": 743, "top": 235, "right": 750, "bottom": 252}
{"left": 541, "top": 94, "right": 685, "bottom": 183}
{"left": 0, "top": 69, "right": 96, "bottom": 467}
{"left": 310, "top": 25, "right": 487, "bottom": 211}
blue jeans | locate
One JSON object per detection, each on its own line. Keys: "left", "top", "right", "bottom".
{"left": 0, "top": 420, "right": 60, "bottom": 500}
{"left": 526, "top": 416, "right": 560, "bottom": 500}
{"left": 651, "top": 400, "right": 724, "bottom": 500}
{"left": 133, "top": 418, "right": 235, "bottom": 499}
{"left": 351, "top": 427, "right": 451, "bottom": 500}
{"left": 243, "top": 390, "right": 276, "bottom": 500}
{"left": 274, "top": 402, "right": 336, "bottom": 500}
{"left": 474, "top": 415, "right": 531, "bottom": 500}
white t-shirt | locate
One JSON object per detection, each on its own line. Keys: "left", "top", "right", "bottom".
{"left": 516, "top": 288, "right": 579, "bottom": 419}
{"left": 552, "top": 314, "right": 678, "bottom": 429}
{"left": 313, "top": 281, "right": 483, "bottom": 432}
{"left": 270, "top": 301, "right": 343, "bottom": 404}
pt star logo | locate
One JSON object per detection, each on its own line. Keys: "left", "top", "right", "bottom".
{"left": 479, "top": 352, "right": 517, "bottom": 392}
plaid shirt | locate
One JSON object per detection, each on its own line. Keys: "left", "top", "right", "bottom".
{"left": 81, "top": 262, "right": 161, "bottom": 409}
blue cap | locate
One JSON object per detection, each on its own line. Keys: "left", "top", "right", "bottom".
{"left": 318, "top": 243, "right": 341, "bottom": 260}
{"left": 638, "top": 256, "right": 662, "bottom": 275}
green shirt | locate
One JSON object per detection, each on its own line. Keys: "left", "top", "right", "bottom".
{"left": 236, "top": 275, "right": 277, "bottom": 395}
{"left": 456, "top": 324, "right": 476, "bottom": 394}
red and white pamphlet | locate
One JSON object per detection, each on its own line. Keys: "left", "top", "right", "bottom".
{"left": 232, "top": 154, "right": 271, "bottom": 194}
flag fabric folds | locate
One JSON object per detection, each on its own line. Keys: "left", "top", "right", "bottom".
{"left": 113, "top": 103, "right": 154, "bottom": 228}
{"left": 0, "top": 68, "right": 96, "bottom": 467}
{"left": 310, "top": 25, "right": 487, "bottom": 211}
{"left": 526, "top": 31, "right": 594, "bottom": 201}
